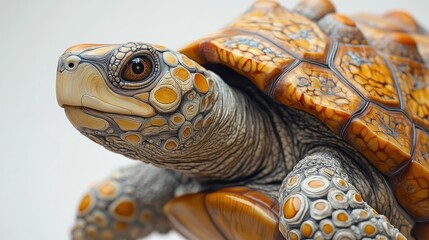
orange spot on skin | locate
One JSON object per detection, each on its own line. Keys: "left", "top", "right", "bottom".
{"left": 301, "top": 223, "right": 313, "bottom": 237}
{"left": 360, "top": 210, "right": 369, "bottom": 218}
{"left": 124, "top": 134, "right": 141, "bottom": 144}
{"left": 308, "top": 180, "right": 325, "bottom": 188}
{"left": 98, "top": 181, "right": 117, "bottom": 197}
{"left": 335, "top": 194, "right": 345, "bottom": 201}
{"left": 337, "top": 212, "right": 348, "bottom": 222}
{"left": 151, "top": 118, "right": 166, "bottom": 127}
{"left": 315, "top": 202, "right": 326, "bottom": 210}
{"left": 165, "top": 140, "right": 177, "bottom": 150}
{"left": 154, "top": 87, "right": 177, "bottom": 104}
{"left": 338, "top": 179, "right": 347, "bottom": 187}
{"left": 194, "top": 74, "right": 209, "bottom": 93}
{"left": 115, "top": 222, "right": 127, "bottom": 232}
{"left": 183, "top": 127, "right": 191, "bottom": 138}
{"left": 364, "top": 224, "right": 376, "bottom": 235}
{"left": 289, "top": 232, "right": 299, "bottom": 240}
{"left": 139, "top": 211, "right": 153, "bottom": 223}
{"left": 114, "top": 200, "right": 136, "bottom": 218}
{"left": 355, "top": 193, "right": 363, "bottom": 202}
{"left": 163, "top": 52, "right": 178, "bottom": 66}
{"left": 182, "top": 55, "right": 196, "bottom": 69}
{"left": 173, "top": 66, "right": 190, "bottom": 81}
{"left": 322, "top": 223, "right": 333, "bottom": 234}
{"left": 397, "top": 233, "right": 407, "bottom": 240}
{"left": 173, "top": 116, "right": 183, "bottom": 123}
{"left": 195, "top": 119, "right": 203, "bottom": 130}
{"left": 79, "top": 194, "right": 92, "bottom": 213}
{"left": 283, "top": 196, "right": 301, "bottom": 219}
{"left": 333, "top": 14, "right": 356, "bottom": 27}
{"left": 289, "top": 175, "right": 298, "bottom": 185}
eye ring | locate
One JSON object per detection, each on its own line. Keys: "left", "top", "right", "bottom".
{"left": 108, "top": 43, "right": 162, "bottom": 90}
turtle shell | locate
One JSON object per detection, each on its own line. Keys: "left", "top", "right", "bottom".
{"left": 179, "top": 0, "right": 429, "bottom": 224}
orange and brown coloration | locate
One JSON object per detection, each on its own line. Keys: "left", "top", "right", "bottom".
{"left": 334, "top": 45, "right": 399, "bottom": 107}
{"left": 345, "top": 104, "right": 413, "bottom": 175}
{"left": 179, "top": 0, "right": 429, "bottom": 228}
{"left": 272, "top": 62, "right": 364, "bottom": 134}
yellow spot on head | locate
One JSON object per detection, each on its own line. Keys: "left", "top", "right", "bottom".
{"left": 172, "top": 66, "right": 190, "bottom": 81}
{"left": 193, "top": 73, "right": 209, "bottom": 93}
{"left": 195, "top": 119, "right": 203, "bottom": 130}
{"left": 173, "top": 116, "right": 183, "bottom": 123}
{"left": 124, "top": 134, "right": 142, "bottom": 144}
{"left": 183, "top": 127, "right": 191, "bottom": 138}
{"left": 114, "top": 118, "right": 141, "bottom": 131}
{"left": 163, "top": 52, "right": 178, "bottom": 66}
{"left": 165, "top": 140, "right": 178, "bottom": 150}
{"left": 181, "top": 55, "right": 196, "bottom": 68}
{"left": 154, "top": 87, "right": 177, "bottom": 104}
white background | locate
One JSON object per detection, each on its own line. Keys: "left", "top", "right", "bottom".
{"left": 1, "top": 0, "right": 428, "bottom": 239}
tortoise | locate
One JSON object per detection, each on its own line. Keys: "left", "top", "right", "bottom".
{"left": 56, "top": 0, "right": 429, "bottom": 239}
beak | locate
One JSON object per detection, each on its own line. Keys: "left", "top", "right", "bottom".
{"left": 56, "top": 44, "right": 156, "bottom": 118}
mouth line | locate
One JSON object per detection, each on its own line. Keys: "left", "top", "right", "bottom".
{"left": 62, "top": 104, "right": 145, "bottom": 119}
{"left": 62, "top": 105, "right": 178, "bottom": 139}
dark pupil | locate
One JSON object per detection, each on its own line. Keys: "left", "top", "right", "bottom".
{"left": 131, "top": 58, "right": 144, "bottom": 74}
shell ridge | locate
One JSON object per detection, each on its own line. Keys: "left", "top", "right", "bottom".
{"left": 268, "top": 59, "right": 301, "bottom": 97}
{"left": 376, "top": 50, "right": 406, "bottom": 111}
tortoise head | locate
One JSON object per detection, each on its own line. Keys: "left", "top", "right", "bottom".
{"left": 56, "top": 42, "right": 218, "bottom": 164}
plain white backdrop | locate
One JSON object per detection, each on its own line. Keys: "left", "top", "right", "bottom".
{"left": 0, "top": 0, "right": 428, "bottom": 239}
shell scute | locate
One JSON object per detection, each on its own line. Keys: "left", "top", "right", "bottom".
{"left": 388, "top": 55, "right": 429, "bottom": 129}
{"left": 344, "top": 104, "right": 412, "bottom": 175}
{"left": 334, "top": 45, "right": 400, "bottom": 107}
{"left": 273, "top": 62, "right": 364, "bottom": 134}
{"left": 203, "top": 34, "right": 295, "bottom": 92}
{"left": 229, "top": 1, "right": 330, "bottom": 63}
{"left": 390, "top": 129, "right": 429, "bottom": 221}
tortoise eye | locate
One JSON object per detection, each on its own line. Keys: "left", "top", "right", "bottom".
{"left": 121, "top": 56, "right": 153, "bottom": 81}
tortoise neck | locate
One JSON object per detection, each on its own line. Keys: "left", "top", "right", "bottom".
{"left": 183, "top": 72, "right": 288, "bottom": 182}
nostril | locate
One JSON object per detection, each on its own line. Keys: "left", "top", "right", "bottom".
{"left": 64, "top": 55, "right": 81, "bottom": 71}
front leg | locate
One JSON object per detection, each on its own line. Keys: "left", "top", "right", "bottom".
{"left": 278, "top": 152, "right": 407, "bottom": 240}
{"left": 71, "top": 163, "right": 192, "bottom": 240}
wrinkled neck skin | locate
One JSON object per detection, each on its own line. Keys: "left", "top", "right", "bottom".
{"left": 128, "top": 72, "right": 288, "bottom": 182}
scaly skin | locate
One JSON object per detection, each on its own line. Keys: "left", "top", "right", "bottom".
{"left": 57, "top": 43, "right": 415, "bottom": 239}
